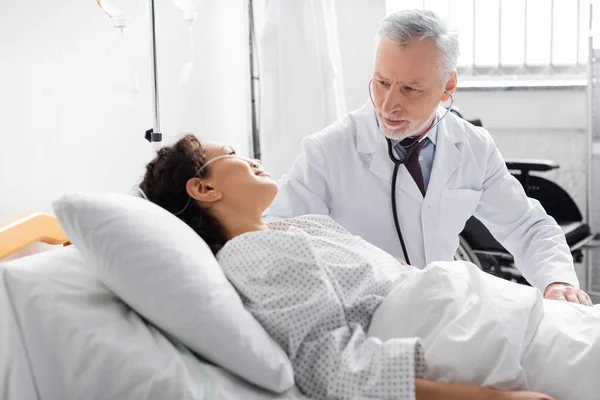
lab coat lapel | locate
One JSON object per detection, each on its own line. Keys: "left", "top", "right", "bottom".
{"left": 388, "top": 154, "right": 424, "bottom": 203}
{"left": 427, "top": 112, "right": 464, "bottom": 199}
{"left": 368, "top": 149, "right": 425, "bottom": 203}
{"left": 355, "top": 100, "right": 424, "bottom": 204}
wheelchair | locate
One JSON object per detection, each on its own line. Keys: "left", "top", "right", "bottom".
{"left": 450, "top": 110, "right": 596, "bottom": 284}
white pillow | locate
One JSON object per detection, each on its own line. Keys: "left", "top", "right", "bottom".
{"left": 53, "top": 192, "right": 295, "bottom": 393}
{"left": 2, "top": 247, "right": 210, "bottom": 399}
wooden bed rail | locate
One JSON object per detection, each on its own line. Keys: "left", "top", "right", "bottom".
{"left": 0, "top": 212, "right": 70, "bottom": 260}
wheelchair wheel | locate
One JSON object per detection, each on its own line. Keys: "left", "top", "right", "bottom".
{"left": 454, "top": 235, "right": 483, "bottom": 269}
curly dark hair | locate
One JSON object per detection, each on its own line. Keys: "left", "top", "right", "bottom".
{"left": 139, "top": 134, "right": 228, "bottom": 254}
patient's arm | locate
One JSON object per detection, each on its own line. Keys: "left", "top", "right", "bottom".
{"left": 415, "top": 379, "right": 554, "bottom": 400}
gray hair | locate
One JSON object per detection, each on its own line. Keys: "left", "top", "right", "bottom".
{"left": 375, "top": 9, "right": 460, "bottom": 81}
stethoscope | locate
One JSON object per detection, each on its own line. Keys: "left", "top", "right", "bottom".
{"left": 368, "top": 79, "right": 454, "bottom": 264}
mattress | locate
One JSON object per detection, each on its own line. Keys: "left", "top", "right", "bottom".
{"left": 0, "top": 247, "right": 309, "bottom": 400}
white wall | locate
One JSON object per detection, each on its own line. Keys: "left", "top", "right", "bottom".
{"left": 0, "top": 0, "right": 151, "bottom": 225}
{"left": 0, "top": 0, "right": 250, "bottom": 228}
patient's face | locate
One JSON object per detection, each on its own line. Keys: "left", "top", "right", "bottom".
{"left": 198, "top": 141, "right": 277, "bottom": 213}
{"left": 372, "top": 37, "right": 450, "bottom": 140}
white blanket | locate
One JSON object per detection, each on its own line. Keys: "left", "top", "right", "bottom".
{"left": 368, "top": 261, "right": 600, "bottom": 400}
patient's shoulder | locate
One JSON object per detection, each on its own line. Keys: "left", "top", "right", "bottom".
{"left": 216, "top": 222, "right": 320, "bottom": 283}
{"left": 268, "top": 214, "right": 350, "bottom": 235}
{"left": 217, "top": 221, "right": 314, "bottom": 258}
{"left": 216, "top": 216, "right": 349, "bottom": 269}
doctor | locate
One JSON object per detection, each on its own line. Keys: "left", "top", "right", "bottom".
{"left": 265, "top": 9, "right": 592, "bottom": 305}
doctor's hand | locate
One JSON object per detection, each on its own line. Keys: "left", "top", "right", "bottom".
{"left": 544, "top": 282, "right": 593, "bottom": 306}
{"left": 395, "top": 257, "right": 407, "bottom": 265}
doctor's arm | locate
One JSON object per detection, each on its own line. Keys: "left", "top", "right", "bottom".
{"left": 472, "top": 135, "right": 588, "bottom": 301}
{"left": 263, "top": 136, "right": 331, "bottom": 220}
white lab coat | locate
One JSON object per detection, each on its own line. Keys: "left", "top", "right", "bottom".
{"left": 265, "top": 100, "right": 579, "bottom": 292}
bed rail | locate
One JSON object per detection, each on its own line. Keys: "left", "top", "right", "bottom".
{"left": 0, "top": 212, "right": 69, "bottom": 260}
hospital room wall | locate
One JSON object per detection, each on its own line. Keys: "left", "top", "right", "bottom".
{"left": 335, "top": 0, "right": 588, "bottom": 216}
{"left": 0, "top": 0, "right": 251, "bottom": 232}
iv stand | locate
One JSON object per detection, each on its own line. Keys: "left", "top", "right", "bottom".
{"left": 248, "top": 0, "right": 261, "bottom": 160}
{"left": 145, "top": 0, "right": 162, "bottom": 150}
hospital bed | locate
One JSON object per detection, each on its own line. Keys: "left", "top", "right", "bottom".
{"left": 0, "top": 213, "right": 309, "bottom": 400}
{"left": 2, "top": 206, "right": 597, "bottom": 399}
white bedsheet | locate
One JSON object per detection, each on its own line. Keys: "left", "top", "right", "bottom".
{"left": 4, "top": 247, "right": 597, "bottom": 400}
{"left": 0, "top": 248, "right": 309, "bottom": 400}
{"left": 1, "top": 263, "right": 38, "bottom": 400}
{"left": 368, "top": 261, "right": 600, "bottom": 400}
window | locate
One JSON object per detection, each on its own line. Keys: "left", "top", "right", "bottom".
{"left": 385, "top": 0, "right": 600, "bottom": 87}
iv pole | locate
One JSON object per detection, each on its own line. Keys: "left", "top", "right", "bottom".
{"left": 145, "top": 0, "right": 162, "bottom": 150}
{"left": 248, "top": 0, "right": 261, "bottom": 160}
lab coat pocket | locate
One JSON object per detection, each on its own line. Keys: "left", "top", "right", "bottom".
{"left": 440, "top": 189, "right": 483, "bottom": 238}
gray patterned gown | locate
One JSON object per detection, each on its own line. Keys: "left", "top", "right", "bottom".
{"left": 216, "top": 215, "right": 427, "bottom": 400}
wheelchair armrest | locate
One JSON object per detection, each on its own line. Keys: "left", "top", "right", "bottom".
{"left": 505, "top": 158, "right": 560, "bottom": 172}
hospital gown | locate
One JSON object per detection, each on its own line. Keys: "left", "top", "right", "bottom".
{"left": 216, "top": 215, "right": 426, "bottom": 400}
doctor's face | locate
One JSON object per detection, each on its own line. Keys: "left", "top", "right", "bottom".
{"left": 372, "top": 37, "right": 456, "bottom": 140}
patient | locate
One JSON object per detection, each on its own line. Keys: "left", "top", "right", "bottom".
{"left": 139, "top": 135, "right": 599, "bottom": 400}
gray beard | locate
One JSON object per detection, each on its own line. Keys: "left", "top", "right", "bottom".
{"left": 378, "top": 113, "right": 436, "bottom": 141}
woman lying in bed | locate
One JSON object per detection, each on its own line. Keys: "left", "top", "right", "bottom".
{"left": 139, "top": 134, "right": 599, "bottom": 400}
